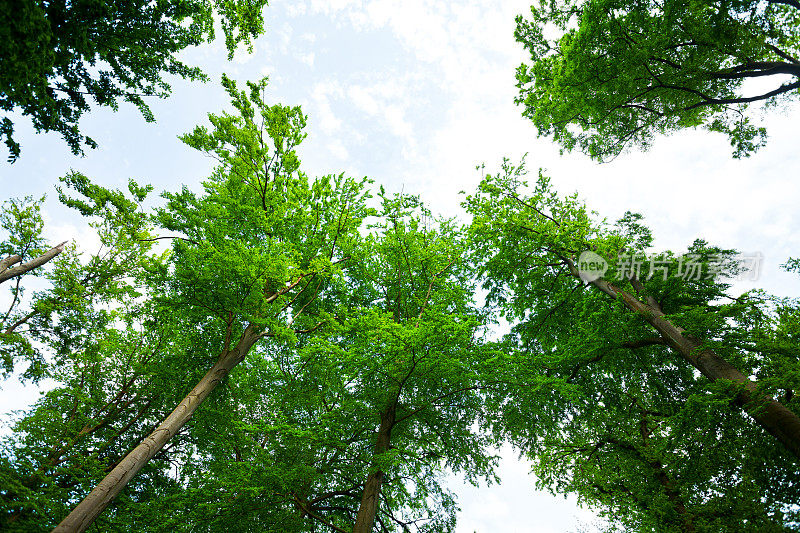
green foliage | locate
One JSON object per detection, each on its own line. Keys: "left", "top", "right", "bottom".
{"left": 515, "top": 0, "right": 800, "bottom": 160}
{"left": 6, "top": 59, "right": 799, "bottom": 530}
{"left": 1, "top": 76, "right": 505, "bottom": 530}
{"left": 0, "top": 191, "right": 153, "bottom": 382}
{"left": 465, "top": 159, "right": 800, "bottom": 531}
{"left": 0, "top": 196, "right": 47, "bottom": 259}
{"left": 0, "top": 318, "right": 187, "bottom": 532}
{"left": 0, "top": 0, "right": 269, "bottom": 162}
{"left": 0, "top": 76, "right": 378, "bottom": 531}
{"left": 0, "top": 196, "right": 49, "bottom": 378}
{"left": 129, "top": 194, "right": 501, "bottom": 532}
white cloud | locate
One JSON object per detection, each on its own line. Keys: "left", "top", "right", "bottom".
{"left": 286, "top": 1, "right": 308, "bottom": 17}
{"left": 300, "top": 32, "right": 317, "bottom": 44}
{"left": 310, "top": 81, "right": 345, "bottom": 134}
{"left": 299, "top": 51, "right": 316, "bottom": 67}
{"left": 327, "top": 138, "right": 350, "bottom": 160}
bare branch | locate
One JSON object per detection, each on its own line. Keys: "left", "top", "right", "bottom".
{"left": 0, "top": 241, "right": 67, "bottom": 284}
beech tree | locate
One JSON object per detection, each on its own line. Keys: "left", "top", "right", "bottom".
{"left": 0, "top": 0, "right": 269, "bottom": 162}
{"left": 0, "top": 310, "right": 187, "bottom": 531}
{"left": 515, "top": 0, "right": 800, "bottom": 160}
{"left": 335, "top": 195, "right": 497, "bottom": 532}
{"left": 465, "top": 160, "right": 800, "bottom": 529}
{"left": 129, "top": 195, "right": 500, "bottom": 533}
{"left": 0, "top": 180, "right": 180, "bottom": 530}
{"left": 46, "top": 77, "right": 372, "bottom": 532}
{"left": 2, "top": 74, "right": 499, "bottom": 533}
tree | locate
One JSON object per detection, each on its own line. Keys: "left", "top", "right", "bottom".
{"left": 51, "top": 76, "right": 372, "bottom": 532}
{"left": 1, "top": 196, "right": 65, "bottom": 377}
{"left": 340, "top": 194, "right": 498, "bottom": 532}
{"left": 465, "top": 160, "right": 800, "bottom": 529}
{"left": 111, "top": 194, "right": 500, "bottom": 533}
{"left": 0, "top": 310, "right": 187, "bottom": 531}
{"left": 1, "top": 73, "right": 501, "bottom": 533}
{"left": 488, "top": 294, "right": 800, "bottom": 531}
{"left": 514, "top": 0, "right": 800, "bottom": 160}
{"left": 0, "top": 0, "right": 269, "bottom": 163}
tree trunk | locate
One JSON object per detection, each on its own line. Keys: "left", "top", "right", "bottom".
{"left": 586, "top": 273, "right": 800, "bottom": 460}
{"left": 51, "top": 325, "right": 261, "bottom": 533}
{"left": 352, "top": 405, "right": 396, "bottom": 533}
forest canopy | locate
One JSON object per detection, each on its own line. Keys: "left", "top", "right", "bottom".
{"left": 1, "top": 1, "right": 800, "bottom": 532}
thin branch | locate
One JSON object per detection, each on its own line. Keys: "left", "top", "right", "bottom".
{"left": 683, "top": 80, "right": 800, "bottom": 111}
{"left": 0, "top": 254, "right": 22, "bottom": 275}
{"left": 3, "top": 309, "right": 38, "bottom": 335}
{"left": 136, "top": 235, "right": 198, "bottom": 245}
{"left": 290, "top": 494, "right": 349, "bottom": 533}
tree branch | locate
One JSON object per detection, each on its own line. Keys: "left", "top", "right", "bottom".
{"left": 0, "top": 241, "right": 67, "bottom": 284}
{"left": 683, "top": 80, "right": 800, "bottom": 111}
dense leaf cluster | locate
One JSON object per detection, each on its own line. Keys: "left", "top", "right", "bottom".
{"left": 0, "top": 0, "right": 268, "bottom": 162}
{"left": 515, "top": 0, "right": 800, "bottom": 159}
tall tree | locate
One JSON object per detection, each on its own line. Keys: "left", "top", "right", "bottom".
{"left": 488, "top": 295, "right": 800, "bottom": 531}
{"left": 51, "top": 76, "right": 372, "bottom": 532}
{"left": 128, "top": 194, "right": 501, "bottom": 533}
{"left": 1, "top": 177, "right": 183, "bottom": 531}
{"left": 1, "top": 311, "right": 187, "bottom": 532}
{"left": 514, "top": 0, "right": 800, "bottom": 160}
{"left": 465, "top": 160, "right": 800, "bottom": 528}
{"left": 0, "top": 0, "right": 269, "bottom": 162}
{"left": 343, "top": 194, "right": 497, "bottom": 532}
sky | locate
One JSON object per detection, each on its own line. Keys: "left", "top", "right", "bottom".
{"left": 2, "top": 0, "right": 800, "bottom": 531}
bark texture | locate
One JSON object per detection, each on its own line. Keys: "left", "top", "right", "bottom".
{"left": 566, "top": 259, "right": 800, "bottom": 460}
{"left": 51, "top": 325, "right": 262, "bottom": 533}
{"left": 0, "top": 241, "right": 67, "bottom": 284}
{"left": 352, "top": 405, "right": 396, "bottom": 533}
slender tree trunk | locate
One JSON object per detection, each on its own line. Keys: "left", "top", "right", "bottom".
{"left": 352, "top": 405, "right": 396, "bottom": 533}
{"left": 52, "top": 325, "right": 261, "bottom": 533}
{"left": 581, "top": 270, "right": 800, "bottom": 460}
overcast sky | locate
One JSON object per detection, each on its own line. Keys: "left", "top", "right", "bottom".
{"left": 2, "top": 1, "right": 800, "bottom": 531}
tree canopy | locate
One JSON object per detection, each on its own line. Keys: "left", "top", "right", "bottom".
{"left": 1, "top": 77, "right": 503, "bottom": 533}
{"left": 465, "top": 159, "right": 800, "bottom": 531}
{"left": 514, "top": 0, "right": 800, "bottom": 160}
{"left": 0, "top": 0, "right": 269, "bottom": 163}
{"left": 2, "top": 1, "right": 800, "bottom": 529}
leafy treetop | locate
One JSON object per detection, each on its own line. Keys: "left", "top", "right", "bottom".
{"left": 0, "top": 0, "right": 269, "bottom": 163}
{"left": 515, "top": 0, "right": 800, "bottom": 160}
